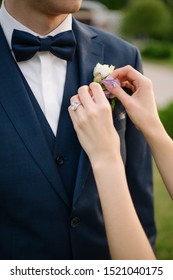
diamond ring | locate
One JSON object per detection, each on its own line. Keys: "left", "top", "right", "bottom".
{"left": 70, "top": 102, "right": 81, "bottom": 111}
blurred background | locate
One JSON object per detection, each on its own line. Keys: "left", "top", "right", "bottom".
{"left": 75, "top": 0, "right": 173, "bottom": 106}
{"left": 75, "top": 0, "right": 173, "bottom": 260}
{"left": 1, "top": 0, "right": 173, "bottom": 260}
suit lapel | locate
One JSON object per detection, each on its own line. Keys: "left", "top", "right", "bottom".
{"left": 73, "top": 18, "right": 104, "bottom": 86}
{"left": 72, "top": 19, "right": 104, "bottom": 204}
{"left": 0, "top": 26, "right": 70, "bottom": 207}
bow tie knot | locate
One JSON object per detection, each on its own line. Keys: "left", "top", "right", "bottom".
{"left": 39, "top": 37, "right": 53, "bottom": 52}
{"left": 12, "top": 29, "right": 76, "bottom": 62}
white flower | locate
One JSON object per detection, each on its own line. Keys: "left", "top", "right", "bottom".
{"left": 93, "top": 63, "right": 115, "bottom": 79}
{"left": 93, "top": 63, "right": 120, "bottom": 110}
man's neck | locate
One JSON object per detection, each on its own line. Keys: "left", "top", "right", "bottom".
{"left": 5, "top": 1, "right": 68, "bottom": 35}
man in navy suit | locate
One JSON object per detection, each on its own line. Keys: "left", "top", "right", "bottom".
{"left": 0, "top": 0, "right": 156, "bottom": 259}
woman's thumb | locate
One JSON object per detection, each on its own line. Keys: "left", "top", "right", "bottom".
{"left": 106, "top": 85, "right": 130, "bottom": 108}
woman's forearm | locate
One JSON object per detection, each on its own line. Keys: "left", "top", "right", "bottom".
{"left": 91, "top": 154, "right": 156, "bottom": 260}
{"left": 143, "top": 120, "right": 173, "bottom": 199}
{"left": 105, "top": 65, "right": 173, "bottom": 199}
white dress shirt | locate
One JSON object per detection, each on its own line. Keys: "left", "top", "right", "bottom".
{"left": 0, "top": 1, "right": 72, "bottom": 135}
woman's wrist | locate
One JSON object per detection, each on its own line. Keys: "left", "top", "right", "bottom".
{"left": 90, "top": 150, "right": 123, "bottom": 174}
{"left": 142, "top": 117, "right": 166, "bottom": 144}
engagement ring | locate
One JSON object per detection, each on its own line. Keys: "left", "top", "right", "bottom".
{"left": 70, "top": 102, "right": 81, "bottom": 111}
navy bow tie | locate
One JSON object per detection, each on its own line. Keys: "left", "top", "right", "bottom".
{"left": 11, "top": 29, "right": 76, "bottom": 62}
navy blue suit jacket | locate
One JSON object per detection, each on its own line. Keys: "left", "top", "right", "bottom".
{"left": 0, "top": 18, "right": 156, "bottom": 259}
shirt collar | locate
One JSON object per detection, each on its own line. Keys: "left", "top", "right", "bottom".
{"left": 0, "top": 0, "right": 72, "bottom": 50}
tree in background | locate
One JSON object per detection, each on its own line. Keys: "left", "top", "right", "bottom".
{"left": 162, "top": 0, "right": 173, "bottom": 9}
{"left": 121, "top": 0, "right": 172, "bottom": 41}
{"left": 97, "top": 0, "right": 173, "bottom": 11}
{"left": 99, "top": 0, "right": 129, "bottom": 10}
{"left": 162, "top": 0, "right": 173, "bottom": 39}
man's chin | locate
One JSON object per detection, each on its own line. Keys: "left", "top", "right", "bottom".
{"left": 63, "top": 0, "right": 82, "bottom": 14}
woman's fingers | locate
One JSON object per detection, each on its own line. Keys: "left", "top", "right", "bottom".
{"left": 89, "top": 82, "right": 109, "bottom": 104}
{"left": 77, "top": 82, "right": 110, "bottom": 109}
{"left": 105, "top": 83, "right": 131, "bottom": 108}
{"left": 110, "top": 65, "right": 144, "bottom": 85}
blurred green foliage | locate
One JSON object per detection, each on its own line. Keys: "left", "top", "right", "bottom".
{"left": 159, "top": 103, "right": 173, "bottom": 139}
{"left": 153, "top": 162, "right": 173, "bottom": 260}
{"left": 99, "top": 0, "right": 129, "bottom": 10}
{"left": 121, "top": 0, "right": 172, "bottom": 40}
{"left": 101, "top": 0, "right": 173, "bottom": 12}
{"left": 141, "top": 41, "right": 173, "bottom": 60}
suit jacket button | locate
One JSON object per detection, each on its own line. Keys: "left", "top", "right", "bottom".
{"left": 56, "top": 156, "right": 64, "bottom": 165}
{"left": 71, "top": 216, "right": 80, "bottom": 228}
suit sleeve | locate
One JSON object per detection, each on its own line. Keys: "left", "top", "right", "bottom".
{"left": 125, "top": 49, "right": 157, "bottom": 250}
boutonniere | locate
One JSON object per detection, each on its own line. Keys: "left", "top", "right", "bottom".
{"left": 93, "top": 63, "right": 120, "bottom": 110}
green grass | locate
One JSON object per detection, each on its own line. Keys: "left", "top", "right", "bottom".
{"left": 153, "top": 161, "right": 173, "bottom": 259}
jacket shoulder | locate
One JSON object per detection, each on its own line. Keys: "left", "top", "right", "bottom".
{"left": 74, "top": 19, "right": 137, "bottom": 52}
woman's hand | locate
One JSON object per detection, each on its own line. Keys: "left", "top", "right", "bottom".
{"left": 105, "top": 65, "right": 161, "bottom": 136}
{"left": 69, "top": 77, "right": 156, "bottom": 261}
{"left": 68, "top": 82, "right": 120, "bottom": 166}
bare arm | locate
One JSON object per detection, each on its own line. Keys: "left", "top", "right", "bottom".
{"left": 106, "top": 65, "right": 173, "bottom": 199}
{"left": 69, "top": 83, "right": 155, "bottom": 259}
{"left": 92, "top": 154, "right": 155, "bottom": 260}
